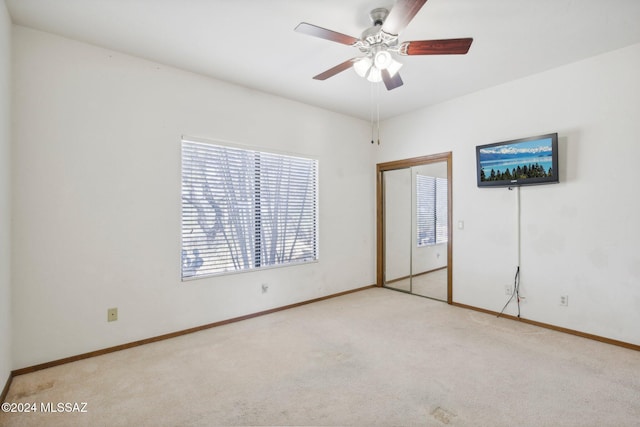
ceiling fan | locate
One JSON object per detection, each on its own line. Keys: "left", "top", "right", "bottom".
{"left": 295, "top": 0, "right": 473, "bottom": 90}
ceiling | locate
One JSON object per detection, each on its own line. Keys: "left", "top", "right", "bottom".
{"left": 6, "top": 0, "right": 640, "bottom": 120}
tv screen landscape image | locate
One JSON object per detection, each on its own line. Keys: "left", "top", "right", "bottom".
{"left": 476, "top": 133, "right": 559, "bottom": 187}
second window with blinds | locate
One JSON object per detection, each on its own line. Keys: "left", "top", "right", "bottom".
{"left": 181, "top": 138, "right": 318, "bottom": 280}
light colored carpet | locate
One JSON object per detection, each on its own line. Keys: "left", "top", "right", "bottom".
{"left": 412, "top": 269, "right": 447, "bottom": 300}
{"left": 2, "top": 288, "right": 639, "bottom": 426}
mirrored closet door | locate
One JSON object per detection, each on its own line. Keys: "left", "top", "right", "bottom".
{"left": 378, "top": 153, "right": 452, "bottom": 302}
{"left": 383, "top": 168, "right": 412, "bottom": 293}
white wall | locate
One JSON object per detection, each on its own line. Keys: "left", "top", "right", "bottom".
{"left": 11, "top": 26, "right": 375, "bottom": 368}
{"left": 376, "top": 43, "right": 640, "bottom": 345}
{"left": 0, "top": 0, "right": 12, "bottom": 386}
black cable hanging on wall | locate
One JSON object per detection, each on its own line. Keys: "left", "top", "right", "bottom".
{"left": 498, "top": 266, "right": 521, "bottom": 318}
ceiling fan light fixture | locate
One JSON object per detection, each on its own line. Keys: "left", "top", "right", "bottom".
{"left": 373, "top": 50, "right": 392, "bottom": 69}
{"left": 354, "top": 54, "right": 402, "bottom": 83}
{"left": 354, "top": 57, "right": 382, "bottom": 82}
{"left": 374, "top": 50, "right": 403, "bottom": 77}
{"left": 386, "top": 58, "right": 403, "bottom": 77}
{"left": 366, "top": 67, "right": 382, "bottom": 83}
{"left": 354, "top": 57, "right": 373, "bottom": 78}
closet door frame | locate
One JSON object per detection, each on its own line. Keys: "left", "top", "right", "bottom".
{"left": 376, "top": 152, "right": 453, "bottom": 304}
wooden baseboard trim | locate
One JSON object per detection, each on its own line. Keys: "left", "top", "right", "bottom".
{"left": 12, "top": 284, "right": 377, "bottom": 377}
{"left": 1, "top": 372, "right": 12, "bottom": 403}
{"left": 451, "top": 302, "right": 640, "bottom": 352}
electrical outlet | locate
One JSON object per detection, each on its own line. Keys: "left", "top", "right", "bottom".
{"left": 107, "top": 307, "right": 118, "bottom": 322}
{"left": 505, "top": 285, "right": 512, "bottom": 295}
{"left": 559, "top": 295, "right": 569, "bottom": 306}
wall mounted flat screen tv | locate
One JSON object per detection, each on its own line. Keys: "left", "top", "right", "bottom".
{"left": 476, "top": 133, "right": 559, "bottom": 187}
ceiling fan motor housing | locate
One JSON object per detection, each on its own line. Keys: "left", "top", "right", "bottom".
{"left": 360, "top": 8, "right": 399, "bottom": 53}
{"left": 369, "top": 7, "right": 389, "bottom": 26}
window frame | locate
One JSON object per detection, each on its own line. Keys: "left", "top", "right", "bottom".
{"left": 180, "top": 137, "right": 319, "bottom": 280}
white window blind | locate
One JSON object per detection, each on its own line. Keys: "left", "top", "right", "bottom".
{"left": 416, "top": 175, "right": 448, "bottom": 247}
{"left": 181, "top": 139, "right": 318, "bottom": 279}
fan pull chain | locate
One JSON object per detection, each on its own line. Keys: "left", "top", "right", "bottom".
{"left": 370, "top": 82, "right": 381, "bottom": 145}
{"left": 377, "top": 82, "right": 380, "bottom": 145}
{"left": 370, "top": 81, "right": 375, "bottom": 144}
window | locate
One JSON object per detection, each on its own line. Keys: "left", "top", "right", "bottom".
{"left": 181, "top": 139, "right": 318, "bottom": 279}
{"left": 416, "top": 175, "right": 448, "bottom": 247}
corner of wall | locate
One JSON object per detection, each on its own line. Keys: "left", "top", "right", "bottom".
{"left": 0, "top": 0, "right": 13, "bottom": 397}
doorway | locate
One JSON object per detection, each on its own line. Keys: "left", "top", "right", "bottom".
{"left": 376, "top": 152, "right": 452, "bottom": 303}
